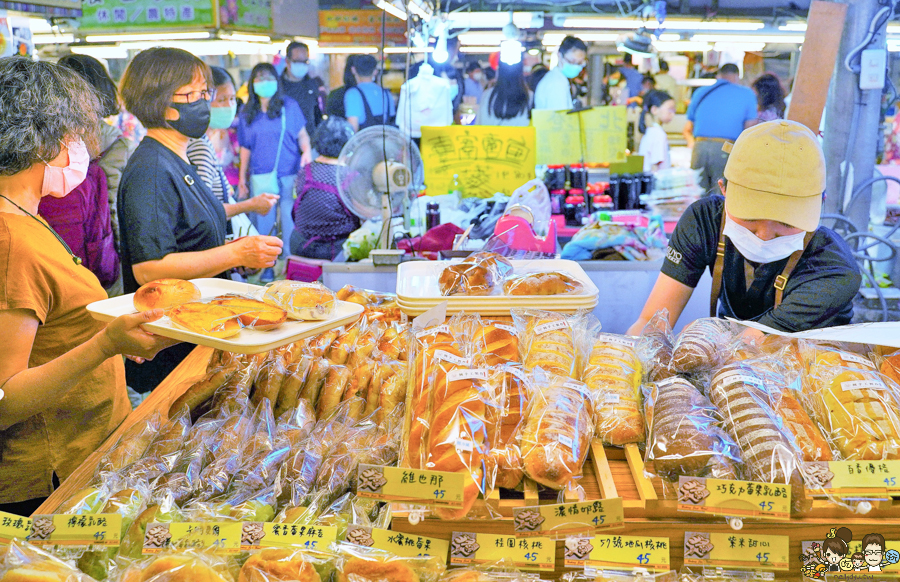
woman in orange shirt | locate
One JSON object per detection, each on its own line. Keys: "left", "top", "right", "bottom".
{"left": 0, "top": 57, "right": 176, "bottom": 515}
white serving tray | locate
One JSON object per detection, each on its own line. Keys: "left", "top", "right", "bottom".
{"left": 396, "top": 259, "right": 600, "bottom": 307}
{"left": 87, "top": 278, "right": 363, "bottom": 355}
{"left": 396, "top": 298, "right": 596, "bottom": 317}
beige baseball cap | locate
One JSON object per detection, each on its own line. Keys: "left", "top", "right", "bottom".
{"left": 723, "top": 120, "right": 825, "bottom": 232}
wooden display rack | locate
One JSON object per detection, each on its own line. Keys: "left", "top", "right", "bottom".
{"left": 35, "top": 346, "right": 900, "bottom": 582}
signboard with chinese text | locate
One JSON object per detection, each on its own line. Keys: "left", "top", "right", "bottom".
{"left": 677, "top": 477, "right": 791, "bottom": 521}
{"left": 805, "top": 461, "right": 900, "bottom": 496}
{"left": 683, "top": 532, "right": 789, "bottom": 570}
{"left": 356, "top": 464, "right": 465, "bottom": 509}
{"left": 346, "top": 526, "right": 449, "bottom": 562}
{"left": 240, "top": 523, "right": 337, "bottom": 551}
{"left": 531, "top": 107, "right": 627, "bottom": 165}
{"left": 0, "top": 512, "right": 32, "bottom": 543}
{"left": 449, "top": 532, "right": 555, "bottom": 572}
{"left": 319, "top": 9, "right": 406, "bottom": 45}
{"left": 29, "top": 514, "right": 121, "bottom": 548}
{"left": 80, "top": 0, "right": 217, "bottom": 31}
{"left": 143, "top": 522, "right": 242, "bottom": 554}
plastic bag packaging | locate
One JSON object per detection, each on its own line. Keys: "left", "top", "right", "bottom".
{"left": 53, "top": 482, "right": 111, "bottom": 515}
{"left": 115, "top": 550, "right": 234, "bottom": 582}
{"left": 328, "top": 323, "right": 362, "bottom": 366}
{"left": 519, "top": 369, "right": 594, "bottom": 490}
{"left": 490, "top": 365, "right": 530, "bottom": 489}
{"left": 195, "top": 408, "right": 259, "bottom": 501}
{"left": 806, "top": 362, "right": 900, "bottom": 460}
{"left": 275, "top": 401, "right": 317, "bottom": 449}
{"left": 238, "top": 548, "right": 335, "bottom": 582}
{"left": 97, "top": 413, "right": 162, "bottom": 475}
{"left": 275, "top": 356, "right": 314, "bottom": 420}
{"left": 376, "top": 360, "right": 409, "bottom": 426}
{"left": 210, "top": 357, "right": 263, "bottom": 416}
{"left": 309, "top": 329, "right": 341, "bottom": 360}
{"left": 562, "top": 571, "right": 677, "bottom": 582}
{"left": 123, "top": 407, "right": 193, "bottom": 483}
{"left": 502, "top": 271, "right": 584, "bottom": 296}
{"left": 881, "top": 350, "right": 900, "bottom": 384}
{"left": 512, "top": 308, "right": 584, "bottom": 379}
{"left": 77, "top": 484, "right": 150, "bottom": 580}
{"left": 669, "top": 318, "right": 741, "bottom": 375}
{"left": 580, "top": 333, "right": 644, "bottom": 446}
{"left": 376, "top": 324, "right": 410, "bottom": 362}
{"left": 643, "top": 377, "right": 740, "bottom": 482}
{"left": 342, "top": 361, "right": 375, "bottom": 421}
{"left": 317, "top": 365, "right": 352, "bottom": 420}
{"left": 635, "top": 310, "right": 674, "bottom": 384}
{"left": 118, "top": 493, "right": 182, "bottom": 560}
{"left": 251, "top": 353, "right": 289, "bottom": 410}
{"left": 333, "top": 542, "right": 445, "bottom": 582}
{"left": 439, "top": 562, "right": 542, "bottom": 582}
{"left": 506, "top": 179, "right": 551, "bottom": 237}
{"left": 170, "top": 366, "right": 240, "bottom": 422}
{"left": 477, "top": 320, "right": 519, "bottom": 366}
{"left": 438, "top": 252, "right": 513, "bottom": 296}
{"left": 262, "top": 281, "right": 337, "bottom": 321}
{"left": 299, "top": 357, "right": 332, "bottom": 411}
{"left": 0, "top": 539, "right": 99, "bottom": 582}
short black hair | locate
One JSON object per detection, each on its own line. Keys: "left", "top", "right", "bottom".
{"left": 58, "top": 54, "right": 119, "bottom": 118}
{"left": 466, "top": 60, "right": 482, "bottom": 74}
{"left": 312, "top": 116, "right": 355, "bottom": 158}
{"left": 286, "top": 41, "right": 309, "bottom": 60}
{"left": 642, "top": 75, "right": 655, "bottom": 86}
{"left": 659, "top": 60, "right": 669, "bottom": 72}
{"left": 559, "top": 36, "right": 587, "bottom": 57}
{"left": 623, "top": 52, "right": 633, "bottom": 65}
{"left": 719, "top": 63, "right": 740, "bottom": 76}
{"left": 353, "top": 54, "right": 378, "bottom": 77}
{"left": 210, "top": 66, "right": 235, "bottom": 90}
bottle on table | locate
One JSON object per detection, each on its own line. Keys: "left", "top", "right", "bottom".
{"left": 425, "top": 202, "right": 441, "bottom": 231}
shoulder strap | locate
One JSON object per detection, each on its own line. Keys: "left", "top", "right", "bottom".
{"left": 709, "top": 209, "right": 727, "bottom": 317}
{"left": 692, "top": 81, "right": 728, "bottom": 117}
{"left": 773, "top": 231, "right": 815, "bottom": 307}
{"left": 272, "top": 111, "right": 287, "bottom": 172}
{"left": 353, "top": 86, "right": 376, "bottom": 127}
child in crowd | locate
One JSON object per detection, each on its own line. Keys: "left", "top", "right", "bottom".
{"left": 637, "top": 89, "right": 676, "bottom": 173}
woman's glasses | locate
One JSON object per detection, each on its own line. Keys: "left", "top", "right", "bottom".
{"left": 173, "top": 89, "right": 214, "bottom": 103}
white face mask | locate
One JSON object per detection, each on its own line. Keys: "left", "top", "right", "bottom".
{"left": 723, "top": 216, "right": 807, "bottom": 264}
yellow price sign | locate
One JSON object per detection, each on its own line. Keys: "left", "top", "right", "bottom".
{"left": 513, "top": 498, "right": 624, "bottom": 538}
{"left": 356, "top": 464, "right": 465, "bottom": 509}
{"left": 805, "top": 461, "right": 900, "bottom": 495}
{"left": 449, "top": 532, "right": 555, "bottom": 572}
{"left": 29, "top": 514, "right": 121, "bottom": 547}
{"left": 240, "top": 523, "right": 337, "bottom": 551}
{"left": 346, "top": 526, "right": 449, "bottom": 563}
{"left": 143, "top": 522, "right": 242, "bottom": 554}
{"left": 564, "top": 535, "right": 670, "bottom": 571}
{"left": 677, "top": 477, "right": 791, "bottom": 521}
{"left": 0, "top": 512, "right": 32, "bottom": 543}
{"left": 683, "top": 532, "right": 789, "bottom": 571}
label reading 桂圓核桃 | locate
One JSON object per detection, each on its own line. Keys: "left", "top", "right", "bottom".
{"left": 803, "top": 460, "right": 900, "bottom": 495}
{"left": 29, "top": 514, "right": 122, "bottom": 548}
{"left": 0, "top": 512, "right": 32, "bottom": 543}
{"left": 564, "top": 534, "right": 670, "bottom": 571}
{"left": 534, "top": 320, "right": 569, "bottom": 335}
{"left": 417, "top": 324, "right": 450, "bottom": 339}
{"left": 447, "top": 368, "right": 489, "bottom": 382}
{"left": 143, "top": 522, "right": 242, "bottom": 554}
{"left": 513, "top": 498, "right": 624, "bottom": 538}
{"left": 841, "top": 380, "right": 886, "bottom": 392}
{"left": 682, "top": 531, "right": 789, "bottom": 570}
{"left": 346, "top": 526, "right": 450, "bottom": 562}
{"left": 450, "top": 531, "right": 554, "bottom": 571}
{"left": 433, "top": 349, "right": 472, "bottom": 367}
{"left": 240, "top": 523, "right": 337, "bottom": 551}
{"left": 356, "top": 464, "right": 465, "bottom": 508}
{"left": 494, "top": 323, "right": 517, "bottom": 335}
{"left": 676, "top": 477, "right": 790, "bottom": 521}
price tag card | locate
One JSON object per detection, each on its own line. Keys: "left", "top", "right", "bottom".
{"left": 450, "top": 532, "right": 555, "bottom": 572}
{"left": 356, "top": 464, "right": 464, "bottom": 509}
{"left": 804, "top": 461, "right": 900, "bottom": 496}
{"left": 240, "top": 523, "right": 338, "bottom": 551}
{"left": 143, "top": 522, "right": 242, "bottom": 554}
{"left": 677, "top": 477, "right": 791, "bottom": 521}
{"left": 513, "top": 498, "right": 624, "bottom": 538}
{"left": 346, "top": 526, "right": 450, "bottom": 562}
{"left": 564, "top": 535, "right": 670, "bottom": 571}
{"left": 0, "top": 512, "right": 32, "bottom": 543}
{"left": 29, "top": 514, "right": 121, "bottom": 547}
{"left": 683, "top": 532, "right": 789, "bottom": 571}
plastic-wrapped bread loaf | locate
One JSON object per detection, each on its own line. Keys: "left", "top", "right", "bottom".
{"left": 520, "top": 371, "right": 594, "bottom": 490}
{"left": 406, "top": 325, "right": 455, "bottom": 469}
{"left": 644, "top": 377, "right": 738, "bottom": 481}
{"left": 477, "top": 320, "right": 519, "bottom": 366}
{"left": 490, "top": 366, "right": 530, "bottom": 489}
{"left": 581, "top": 333, "right": 644, "bottom": 446}
{"left": 773, "top": 386, "right": 833, "bottom": 462}
{"left": 512, "top": 309, "right": 577, "bottom": 378}
{"left": 669, "top": 318, "right": 739, "bottom": 374}
{"left": 635, "top": 310, "right": 675, "bottom": 383}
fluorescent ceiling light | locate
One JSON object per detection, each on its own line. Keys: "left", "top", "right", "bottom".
{"left": 457, "top": 31, "right": 505, "bottom": 45}
{"left": 219, "top": 32, "right": 270, "bottom": 42}
{"left": 888, "top": 24, "right": 900, "bottom": 34}
{"left": 653, "top": 41, "right": 711, "bottom": 52}
{"left": 28, "top": 18, "right": 52, "bottom": 33}
{"left": 459, "top": 46, "right": 499, "bottom": 53}
{"left": 33, "top": 33, "right": 74, "bottom": 44}
{"left": 541, "top": 32, "right": 618, "bottom": 45}
{"left": 318, "top": 46, "right": 379, "bottom": 54}
{"left": 374, "top": 0, "right": 407, "bottom": 21}
{"left": 407, "top": 1, "right": 431, "bottom": 20}
{"left": 714, "top": 42, "right": 766, "bottom": 52}
{"left": 71, "top": 45, "right": 129, "bottom": 59}
{"left": 448, "top": 11, "right": 541, "bottom": 29}
{"left": 115, "top": 40, "right": 288, "bottom": 56}
{"left": 682, "top": 78, "right": 717, "bottom": 87}
{"left": 383, "top": 46, "right": 432, "bottom": 53}
{"left": 657, "top": 33, "right": 680, "bottom": 41}
{"left": 85, "top": 31, "right": 211, "bottom": 42}
{"left": 691, "top": 34, "right": 804, "bottom": 43}
{"left": 553, "top": 16, "right": 764, "bottom": 31}
{"left": 779, "top": 21, "right": 807, "bottom": 31}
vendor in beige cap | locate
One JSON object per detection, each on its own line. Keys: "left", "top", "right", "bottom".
{"left": 628, "top": 120, "right": 860, "bottom": 334}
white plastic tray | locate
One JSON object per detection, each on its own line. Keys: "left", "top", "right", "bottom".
{"left": 87, "top": 278, "right": 363, "bottom": 355}
{"left": 396, "top": 298, "right": 597, "bottom": 317}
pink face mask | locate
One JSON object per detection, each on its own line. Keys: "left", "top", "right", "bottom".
{"left": 42, "top": 138, "right": 89, "bottom": 198}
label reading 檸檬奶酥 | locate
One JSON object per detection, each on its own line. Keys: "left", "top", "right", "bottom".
{"left": 356, "top": 464, "right": 465, "bottom": 508}
{"left": 564, "top": 534, "right": 670, "bottom": 571}
{"left": 513, "top": 498, "right": 624, "bottom": 538}
{"left": 240, "top": 523, "right": 337, "bottom": 551}
{"left": 676, "top": 477, "right": 790, "bottom": 521}
{"left": 29, "top": 514, "right": 121, "bottom": 547}
{"left": 143, "top": 522, "right": 242, "bottom": 554}
{"left": 683, "top": 531, "right": 789, "bottom": 570}
{"left": 346, "top": 526, "right": 450, "bottom": 562}
{"left": 450, "top": 531, "right": 555, "bottom": 572}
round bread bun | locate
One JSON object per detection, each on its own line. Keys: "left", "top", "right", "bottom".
{"left": 169, "top": 302, "right": 241, "bottom": 339}
{"left": 134, "top": 279, "right": 201, "bottom": 312}
{"left": 209, "top": 294, "right": 288, "bottom": 330}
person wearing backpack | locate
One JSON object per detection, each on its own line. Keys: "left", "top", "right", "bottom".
{"left": 344, "top": 55, "right": 396, "bottom": 131}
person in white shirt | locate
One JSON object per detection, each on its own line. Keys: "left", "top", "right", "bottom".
{"left": 638, "top": 90, "right": 676, "bottom": 173}
{"left": 534, "top": 36, "right": 587, "bottom": 111}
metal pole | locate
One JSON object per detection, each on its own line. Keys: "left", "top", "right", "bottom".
{"left": 823, "top": 0, "right": 888, "bottom": 232}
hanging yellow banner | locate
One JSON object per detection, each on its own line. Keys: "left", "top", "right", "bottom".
{"left": 420, "top": 126, "right": 536, "bottom": 198}
{"left": 531, "top": 106, "right": 628, "bottom": 166}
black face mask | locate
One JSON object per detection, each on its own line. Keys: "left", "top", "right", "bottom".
{"left": 168, "top": 99, "right": 211, "bottom": 138}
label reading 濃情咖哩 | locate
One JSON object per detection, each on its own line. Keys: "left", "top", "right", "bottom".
{"left": 513, "top": 499, "right": 624, "bottom": 538}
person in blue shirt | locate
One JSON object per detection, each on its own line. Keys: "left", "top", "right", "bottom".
{"left": 238, "top": 63, "right": 312, "bottom": 261}
{"left": 344, "top": 54, "right": 396, "bottom": 131}
{"left": 683, "top": 63, "right": 758, "bottom": 192}
{"left": 463, "top": 61, "right": 484, "bottom": 103}
{"left": 618, "top": 53, "right": 645, "bottom": 101}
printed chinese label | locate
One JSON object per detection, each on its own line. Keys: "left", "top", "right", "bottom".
{"left": 596, "top": 333, "right": 636, "bottom": 349}
{"left": 841, "top": 380, "right": 885, "bottom": 392}
{"left": 241, "top": 523, "right": 337, "bottom": 551}
{"left": 683, "top": 532, "right": 789, "bottom": 570}
{"left": 534, "top": 320, "right": 568, "bottom": 334}
{"left": 804, "top": 460, "right": 900, "bottom": 495}
{"left": 433, "top": 350, "right": 472, "bottom": 367}
{"left": 604, "top": 394, "right": 621, "bottom": 404}
{"left": 450, "top": 532, "right": 554, "bottom": 572}
{"left": 356, "top": 464, "right": 464, "bottom": 508}
{"left": 447, "top": 369, "right": 489, "bottom": 382}
{"left": 513, "top": 498, "right": 624, "bottom": 538}
{"left": 494, "top": 323, "right": 517, "bottom": 335}
{"left": 559, "top": 435, "right": 574, "bottom": 449}
{"left": 29, "top": 514, "right": 121, "bottom": 547}
{"left": 0, "top": 512, "right": 32, "bottom": 543}
{"left": 346, "top": 526, "right": 449, "bottom": 562}
{"left": 143, "top": 522, "right": 242, "bottom": 554}
{"left": 716, "top": 371, "right": 764, "bottom": 388}
{"left": 676, "top": 477, "right": 791, "bottom": 521}
{"left": 839, "top": 353, "right": 876, "bottom": 369}
{"left": 417, "top": 325, "right": 450, "bottom": 339}
{"left": 563, "top": 381, "right": 591, "bottom": 398}
{"left": 564, "top": 534, "right": 670, "bottom": 571}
